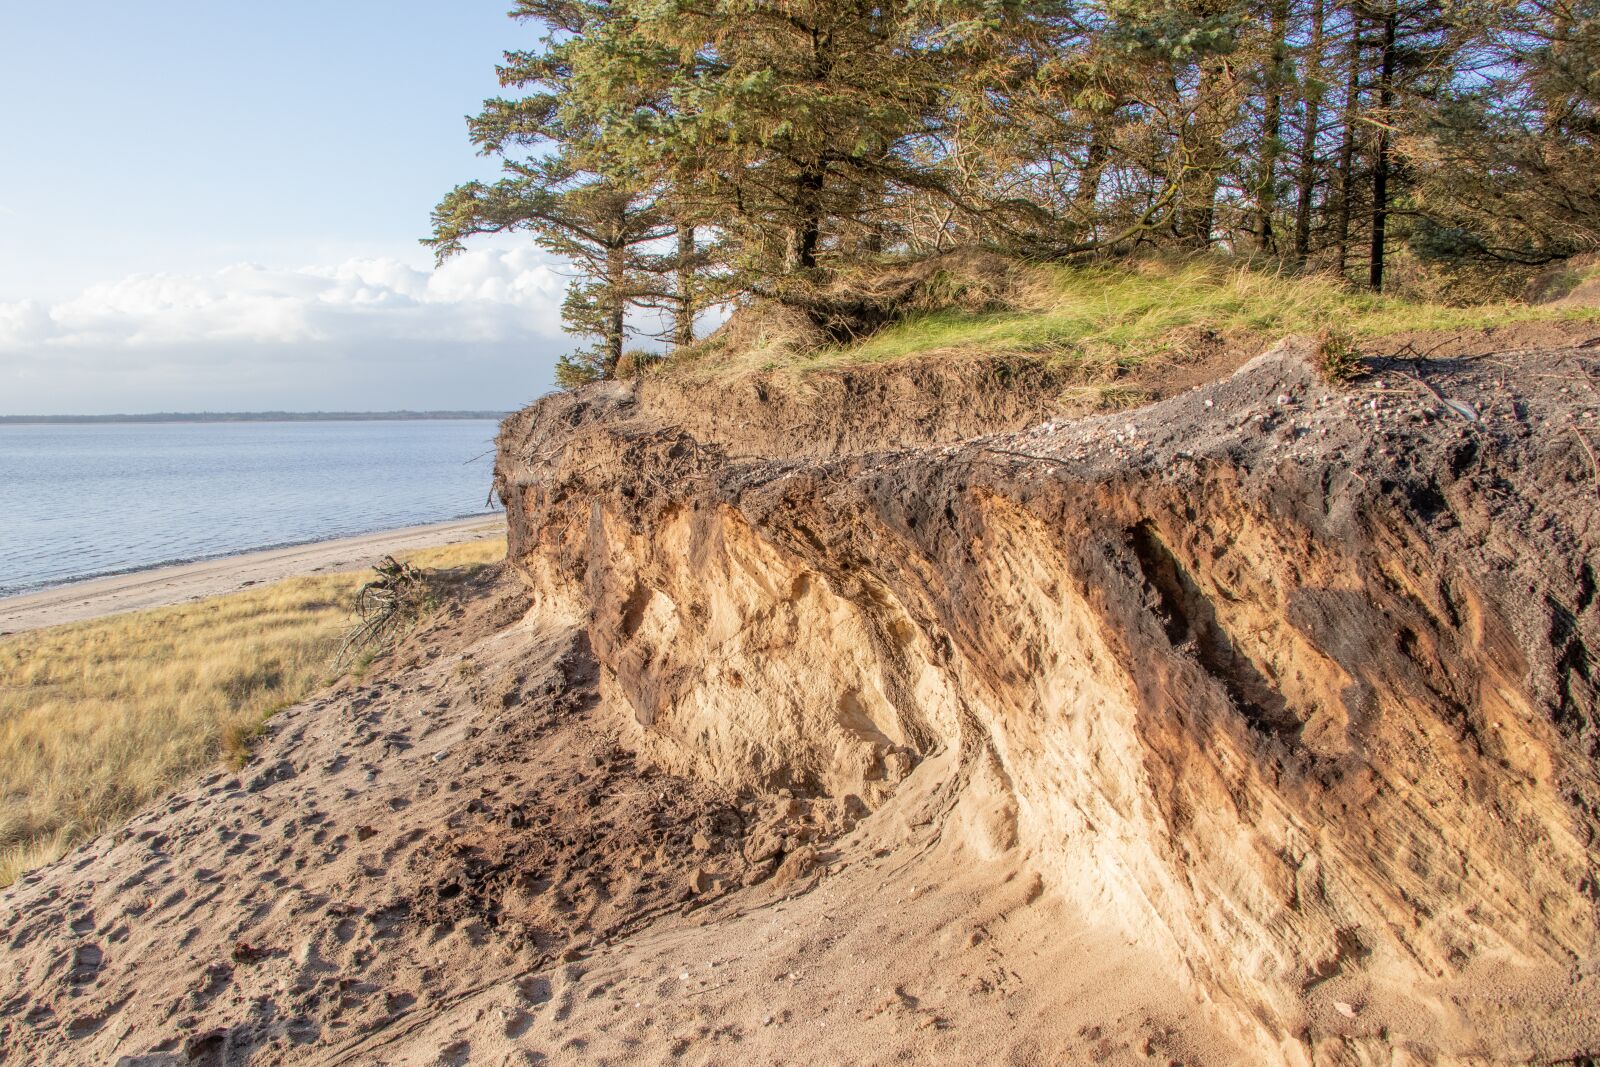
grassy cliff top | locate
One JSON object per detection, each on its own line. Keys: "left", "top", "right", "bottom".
{"left": 668, "top": 255, "right": 1600, "bottom": 382}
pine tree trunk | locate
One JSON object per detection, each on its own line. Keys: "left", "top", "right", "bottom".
{"left": 1332, "top": 3, "right": 1363, "bottom": 280}
{"left": 602, "top": 242, "right": 626, "bottom": 378}
{"left": 1368, "top": 1, "right": 1398, "bottom": 292}
{"left": 673, "top": 224, "right": 696, "bottom": 349}
{"left": 793, "top": 170, "right": 825, "bottom": 270}
{"left": 1255, "top": 0, "right": 1291, "bottom": 252}
{"left": 1179, "top": 65, "right": 1228, "bottom": 248}
{"left": 1075, "top": 121, "right": 1109, "bottom": 214}
{"left": 1293, "top": 0, "right": 1327, "bottom": 261}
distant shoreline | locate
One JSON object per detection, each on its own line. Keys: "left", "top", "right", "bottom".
{"left": 0, "top": 411, "right": 510, "bottom": 425}
{"left": 0, "top": 514, "right": 506, "bottom": 634}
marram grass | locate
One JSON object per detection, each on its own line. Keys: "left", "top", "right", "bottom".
{"left": 0, "top": 536, "right": 504, "bottom": 887}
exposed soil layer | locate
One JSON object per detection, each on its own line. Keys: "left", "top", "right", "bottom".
{"left": 495, "top": 330, "right": 1600, "bottom": 1062}
{"left": 513, "top": 331, "right": 1268, "bottom": 464}
{"left": 3, "top": 325, "right": 1600, "bottom": 1064}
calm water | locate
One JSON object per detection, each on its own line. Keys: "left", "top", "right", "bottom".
{"left": 0, "top": 420, "right": 501, "bottom": 597}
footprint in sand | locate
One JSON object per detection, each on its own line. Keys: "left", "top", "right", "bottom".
{"left": 504, "top": 1008, "right": 535, "bottom": 1039}
{"left": 64, "top": 1009, "right": 110, "bottom": 1039}
{"left": 437, "top": 1038, "right": 472, "bottom": 1066}
{"left": 67, "top": 943, "right": 103, "bottom": 985}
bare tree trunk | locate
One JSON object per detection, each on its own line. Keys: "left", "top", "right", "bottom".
{"left": 602, "top": 241, "right": 626, "bottom": 377}
{"left": 673, "top": 223, "right": 696, "bottom": 349}
{"left": 1255, "top": 0, "right": 1292, "bottom": 252}
{"left": 1368, "top": 0, "right": 1399, "bottom": 291}
{"left": 792, "top": 170, "right": 825, "bottom": 270}
{"left": 1332, "top": 2, "right": 1364, "bottom": 279}
{"left": 1293, "top": 0, "right": 1327, "bottom": 261}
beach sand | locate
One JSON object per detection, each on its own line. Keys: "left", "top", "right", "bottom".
{"left": 0, "top": 515, "right": 505, "bottom": 634}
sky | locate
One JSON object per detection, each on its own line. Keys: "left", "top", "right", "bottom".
{"left": 0, "top": 1, "right": 573, "bottom": 414}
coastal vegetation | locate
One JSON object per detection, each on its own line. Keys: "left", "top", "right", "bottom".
{"left": 673, "top": 253, "right": 1600, "bottom": 378}
{"left": 0, "top": 537, "right": 504, "bottom": 886}
{"left": 431, "top": 0, "right": 1600, "bottom": 383}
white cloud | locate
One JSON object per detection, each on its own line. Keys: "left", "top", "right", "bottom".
{"left": 0, "top": 247, "right": 576, "bottom": 413}
{"left": 0, "top": 247, "right": 568, "bottom": 352}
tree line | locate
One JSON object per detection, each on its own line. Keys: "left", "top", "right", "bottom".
{"left": 428, "top": 0, "right": 1600, "bottom": 382}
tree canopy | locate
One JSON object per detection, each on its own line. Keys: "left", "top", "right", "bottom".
{"left": 432, "top": 0, "right": 1600, "bottom": 380}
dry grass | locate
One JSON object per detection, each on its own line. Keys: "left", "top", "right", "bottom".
{"left": 0, "top": 536, "right": 504, "bottom": 886}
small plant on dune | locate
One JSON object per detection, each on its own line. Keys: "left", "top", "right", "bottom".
{"left": 1096, "top": 385, "right": 1153, "bottom": 409}
{"left": 554, "top": 353, "right": 604, "bottom": 389}
{"left": 348, "top": 648, "right": 380, "bottom": 682}
{"left": 615, "top": 348, "right": 665, "bottom": 379}
{"left": 1316, "top": 330, "right": 1366, "bottom": 384}
{"left": 222, "top": 704, "right": 285, "bottom": 769}
{"left": 1059, "top": 383, "right": 1151, "bottom": 410}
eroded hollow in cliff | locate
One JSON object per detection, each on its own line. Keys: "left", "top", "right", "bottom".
{"left": 1128, "top": 519, "right": 1303, "bottom": 740}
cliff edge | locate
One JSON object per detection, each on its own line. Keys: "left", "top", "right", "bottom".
{"left": 494, "top": 332, "right": 1600, "bottom": 1062}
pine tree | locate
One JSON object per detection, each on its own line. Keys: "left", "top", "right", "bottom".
{"left": 427, "top": 0, "right": 678, "bottom": 381}
{"left": 1291, "top": 0, "right": 1328, "bottom": 261}
{"left": 1405, "top": 0, "right": 1600, "bottom": 264}
{"left": 438, "top": 0, "right": 1600, "bottom": 386}
{"left": 621, "top": 0, "right": 962, "bottom": 278}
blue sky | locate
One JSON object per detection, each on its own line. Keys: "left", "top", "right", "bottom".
{"left": 0, "top": 1, "right": 571, "bottom": 414}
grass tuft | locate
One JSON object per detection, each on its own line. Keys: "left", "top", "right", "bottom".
{"left": 0, "top": 535, "right": 504, "bottom": 886}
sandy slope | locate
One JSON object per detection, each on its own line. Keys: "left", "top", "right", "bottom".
{"left": 0, "top": 516, "right": 504, "bottom": 634}
{"left": 0, "top": 575, "right": 1238, "bottom": 1066}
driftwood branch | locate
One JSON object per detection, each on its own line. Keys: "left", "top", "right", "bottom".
{"left": 334, "top": 556, "right": 429, "bottom": 669}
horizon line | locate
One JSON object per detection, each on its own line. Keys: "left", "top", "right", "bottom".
{"left": 0, "top": 409, "right": 513, "bottom": 424}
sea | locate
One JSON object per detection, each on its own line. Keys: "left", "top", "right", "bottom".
{"left": 0, "top": 419, "right": 502, "bottom": 598}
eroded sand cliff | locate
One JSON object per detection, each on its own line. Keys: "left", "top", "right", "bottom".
{"left": 3, "top": 333, "right": 1598, "bottom": 1065}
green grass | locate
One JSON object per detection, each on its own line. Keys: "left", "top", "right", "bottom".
{"left": 755, "top": 259, "right": 1600, "bottom": 374}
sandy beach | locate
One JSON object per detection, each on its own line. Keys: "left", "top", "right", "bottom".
{"left": 0, "top": 514, "right": 505, "bottom": 634}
